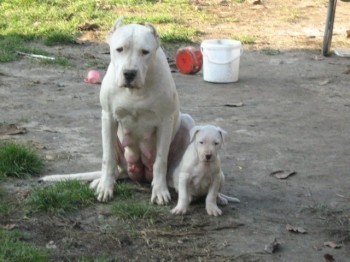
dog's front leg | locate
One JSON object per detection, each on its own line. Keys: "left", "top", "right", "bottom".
{"left": 151, "top": 118, "right": 174, "bottom": 205}
{"left": 90, "top": 110, "right": 118, "bottom": 202}
{"left": 171, "top": 173, "right": 190, "bottom": 215}
{"left": 205, "top": 177, "right": 222, "bottom": 216}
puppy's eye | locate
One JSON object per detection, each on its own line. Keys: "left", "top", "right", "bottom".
{"left": 116, "top": 47, "right": 123, "bottom": 53}
{"left": 214, "top": 142, "right": 219, "bottom": 146}
{"left": 142, "top": 49, "right": 149, "bottom": 55}
{"left": 199, "top": 141, "right": 204, "bottom": 144}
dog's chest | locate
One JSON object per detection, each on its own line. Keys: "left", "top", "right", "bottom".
{"left": 189, "top": 165, "right": 214, "bottom": 196}
{"left": 114, "top": 107, "right": 159, "bottom": 132}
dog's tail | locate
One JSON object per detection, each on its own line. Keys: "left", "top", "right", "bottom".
{"left": 38, "top": 171, "right": 101, "bottom": 182}
{"left": 218, "top": 193, "right": 240, "bottom": 203}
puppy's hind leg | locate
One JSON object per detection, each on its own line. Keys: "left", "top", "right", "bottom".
{"left": 217, "top": 193, "right": 240, "bottom": 206}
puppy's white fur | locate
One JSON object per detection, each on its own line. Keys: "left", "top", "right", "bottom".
{"left": 170, "top": 125, "right": 239, "bottom": 216}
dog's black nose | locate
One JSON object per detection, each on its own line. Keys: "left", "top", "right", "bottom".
{"left": 123, "top": 69, "right": 137, "bottom": 82}
{"left": 205, "top": 154, "right": 212, "bottom": 161}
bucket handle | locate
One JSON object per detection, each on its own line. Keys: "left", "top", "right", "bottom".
{"left": 201, "top": 47, "right": 244, "bottom": 65}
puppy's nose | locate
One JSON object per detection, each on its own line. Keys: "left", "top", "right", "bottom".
{"left": 205, "top": 154, "right": 212, "bottom": 161}
{"left": 123, "top": 69, "right": 137, "bottom": 82}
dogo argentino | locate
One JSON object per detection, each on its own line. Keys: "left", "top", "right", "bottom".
{"left": 169, "top": 125, "right": 239, "bottom": 216}
{"left": 40, "top": 18, "right": 194, "bottom": 205}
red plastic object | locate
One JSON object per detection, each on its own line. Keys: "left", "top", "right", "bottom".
{"left": 175, "top": 46, "right": 203, "bottom": 74}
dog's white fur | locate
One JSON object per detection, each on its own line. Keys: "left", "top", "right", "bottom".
{"left": 170, "top": 125, "right": 239, "bottom": 216}
{"left": 40, "top": 18, "right": 194, "bottom": 205}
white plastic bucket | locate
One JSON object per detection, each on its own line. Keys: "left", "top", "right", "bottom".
{"left": 201, "top": 39, "right": 243, "bottom": 83}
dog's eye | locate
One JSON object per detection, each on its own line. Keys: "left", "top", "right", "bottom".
{"left": 116, "top": 47, "right": 123, "bottom": 53}
{"left": 214, "top": 142, "right": 219, "bottom": 146}
{"left": 142, "top": 49, "right": 149, "bottom": 55}
{"left": 199, "top": 141, "right": 204, "bottom": 144}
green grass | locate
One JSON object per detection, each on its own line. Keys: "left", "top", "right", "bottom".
{"left": 0, "top": 229, "right": 47, "bottom": 262}
{"left": 0, "top": 143, "right": 44, "bottom": 179}
{"left": 0, "top": 185, "right": 13, "bottom": 216}
{"left": 111, "top": 199, "right": 161, "bottom": 220}
{"left": 28, "top": 181, "right": 96, "bottom": 214}
{"left": 0, "top": 0, "right": 205, "bottom": 62}
{"left": 231, "top": 35, "right": 256, "bottom": 44}
{"left": 113, "top": 181, "right": 135, "bottom": 199}
{"left": 111, "top": 182, "right": 162, "bottom": 220}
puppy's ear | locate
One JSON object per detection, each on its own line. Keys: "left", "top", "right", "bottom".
{"left": 145, "top": 23, "right": 160, "bottom": 49}
{"left": 217, "top": 127, "right": 227, "bottom": 145}
{"left": 190, "top": 126, "right": 202, "bottom": 143}
{"left": 107, "top": 17, "right": 123, "bottom": 44}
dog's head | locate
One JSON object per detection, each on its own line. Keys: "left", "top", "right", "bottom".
{"left": 190, "top": 125, "right": 226, "bottom": 163}
{"left": 107, "top": 18, "right": 160, "bottom": 89}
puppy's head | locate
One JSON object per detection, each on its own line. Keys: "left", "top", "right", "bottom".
{"left": 107, "top": 18, "right": 160, "bottom": 89}
{"left": 190, "top": 125, "right": 226, "bottom": 163}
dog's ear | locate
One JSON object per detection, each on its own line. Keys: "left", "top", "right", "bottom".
{"left": 190, "top": 126, "right": 202, "bottom": 143}
{"left": 107, "top": 17, "right": 123, "bottom": 44}
{"left": 145, "top": 23, "right": 160, "bottom": 48}
{"left": 217, "top": 127, "right": 227, "bottom": 145}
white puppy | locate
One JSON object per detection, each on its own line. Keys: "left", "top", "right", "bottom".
{"left": 40, "top": 18, "right": 194, "bottom": 205}
{"left": 170, "top": 125, "right": 239, "bottom": 216}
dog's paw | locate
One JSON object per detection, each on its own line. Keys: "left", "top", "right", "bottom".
{"left": 151, "top": 185, "right": 171, "bottom": 205}
{"left": 171, "top": 205, "right": 188, "bottom": 215}
{"left": 90, "top": 178, "right": 115, "bottom": 202}
{"left": 206, "top": 203, "right": 222, "bottom": 216}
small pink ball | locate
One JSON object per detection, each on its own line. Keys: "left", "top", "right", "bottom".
{"left": 84, "top": 70, "right": 100, "bottom": 84}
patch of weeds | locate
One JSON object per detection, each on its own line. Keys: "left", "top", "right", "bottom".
{"left": 114, "top": 181, "right": 135, "bottom": 199}
{"left": 0, "top": 143, "right": 44, "bottom": 179}
{"left": 261, "top": 48, "right": 281, "bottom": 56}
{"left": 0, "top": 185, "right": 13, "bottom": 216}
{"left": 0, "top": 35, "right": 25, "bottom": 62}
{"left": 38, "top": 56, "right": 71, "bottom": 67}
{"left": 231, "top": 35, "right": 256, "bottom": 44}
{"left": 0, "top": 229, "right": 48, "bottom": 261}
{"left": 160, "top": 24, "right": 199, "bottom": 43}
{"left": 28, "top": 181, "right": 95, "bottom": 214}
{"left": 43, "top": 32, "right": 75, "bottom": 46}
{"left": 124, "top": 14, "right": 177, "bottom": 24}
{"left": 111, "top": 199, "right": 161, "bottom": 220}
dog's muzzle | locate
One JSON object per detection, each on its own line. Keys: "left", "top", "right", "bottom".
{"left": 123, "top": 69, "right": 137, "bottom": 87}
{"left": 205, "top": 154, "right": 212, "bottom": 161}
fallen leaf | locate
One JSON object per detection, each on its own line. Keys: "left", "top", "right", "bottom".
{"left": 319, "top": 79, "right": 330, "bottom": 86}
{"left": 286, "top": 224, "right": 307, "bottom": 234}
{"left": 324, "top": 253, "right": 335, "bottom": 262}
{"left": 45, "top": 155, "right": 55, "bottom": 161}
{"left": 264, "top": 238, "right": 280, "bottom": 253}
{"left": 0, "top": 124, "right": 27, "bottom": 137}
{"left": 46, "top": 240, "right": 57, "bottom": 249}
{"left": 270, "top": 170, "right": 297, "bottom": 179}
{"left": 324, "top": 241, "right": 342, "bottom": 249}
{"left": 3, "top": 224, "right": 17, "bottom": 230}
{"left": 224, "top": 102, "right": 244, "bottom": 107}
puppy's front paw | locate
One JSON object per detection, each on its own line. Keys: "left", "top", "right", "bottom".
{"left": 206, "top": 203, "right": 222, "bottom": 216}
{"left": 151, "top": 183, "right": 171, "bottom": 205}
{"left": 171, "top": 205, "right": 188, "bottom": 215}
{"left": 90, "top": 177, "right": 115, "bottom": 202}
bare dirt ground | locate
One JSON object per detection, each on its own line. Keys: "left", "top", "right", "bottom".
{"left": 1, "top": 0, "right": 350, "bottom": 261}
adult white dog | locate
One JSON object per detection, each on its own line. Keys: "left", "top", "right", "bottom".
{"left": 40, "top": 18, "right": 194, "bottom": 205}
{"left": 170, "top": 125, "right": 239, "bottom": 216}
